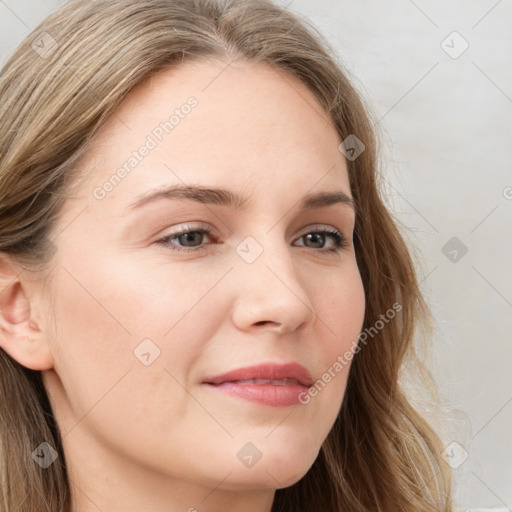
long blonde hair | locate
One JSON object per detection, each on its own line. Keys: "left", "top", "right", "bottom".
{"left": 0, "top": 0, "right": 453, "bottom": 510}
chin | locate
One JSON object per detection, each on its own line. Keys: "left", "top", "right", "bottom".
{"left": 219, "top": 438, "right": 320, "bottom": 491}
{"left": 219, "top": 462, "right": 314, "bottom": 492}
{"left": 265, "top": 459, "right": 313, "bottom": 489}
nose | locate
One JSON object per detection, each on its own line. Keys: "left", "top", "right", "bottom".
{"left": 230, "top": 233, "right": 316, "bottom": 335}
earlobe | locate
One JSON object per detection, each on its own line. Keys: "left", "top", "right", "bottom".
{"left": 0, "top": 255, "right": 54, "bottom": 371}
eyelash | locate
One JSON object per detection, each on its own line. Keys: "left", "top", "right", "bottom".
{"left": 156, "top": 223, "right": 348, "bottom": 255}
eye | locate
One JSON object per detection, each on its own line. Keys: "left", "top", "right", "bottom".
{"left": 294, "top": 225, "right": 348, "bottom": 254}
{"left": 155, "top": 223, "right": 214, "bottom": 253}
{"left": 155, "top": 223, "right": 348, "bottom": 254}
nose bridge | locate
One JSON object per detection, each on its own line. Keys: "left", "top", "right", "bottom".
{"left": 230, "top": 226, "right": 316, "bottom": 332}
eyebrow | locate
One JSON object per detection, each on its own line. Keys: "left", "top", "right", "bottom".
{"left": 126, "top": 184, "right": 356, "bottom": 213}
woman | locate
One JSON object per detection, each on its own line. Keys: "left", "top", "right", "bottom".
{"left": 0, "top": 0, "right": 454, "bottom": 510}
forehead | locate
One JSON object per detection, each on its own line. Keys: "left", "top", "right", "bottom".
{"left": 72, "top": 59, "right": 349, "bottom": 214}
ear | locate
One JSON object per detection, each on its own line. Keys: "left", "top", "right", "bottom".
{"left": 0, "top": 253, "right": 54, "bottom": 371}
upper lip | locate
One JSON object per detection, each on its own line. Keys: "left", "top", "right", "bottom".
{"left": 203, "top": 362, "right": 314, "bottom": 387}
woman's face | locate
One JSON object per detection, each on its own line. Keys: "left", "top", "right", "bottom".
{"left": 40, "top": 59, "right": 365, "bottom": 507}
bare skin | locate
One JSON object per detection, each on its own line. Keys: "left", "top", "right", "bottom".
{"left": 0, "top": 59, "right": 365, "bottom": 512}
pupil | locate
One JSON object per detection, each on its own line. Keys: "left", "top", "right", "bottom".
{"left": 181, "top": 231, "right": 202, "bottom": 247}
{"left": 306, "top": 233, "right": 324, "bottom": 248}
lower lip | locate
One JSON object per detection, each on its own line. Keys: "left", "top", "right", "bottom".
{"left": 204, "top": 382, "right": 309, "bottom": 407}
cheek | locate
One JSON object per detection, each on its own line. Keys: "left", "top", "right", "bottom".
{"left": 302, "top": 264, "right": 365, "bottom": 422}
{"left": 47, "top": 249, "right": 227, "bottom": 408}
{"left": 316, "top": 262, "right": 366, "bottom": 354}
{"left": 52, "top": 241, "right": 225, "bottom": 339}
{"left": 46, "top": 255, "right": 220, "bottom": 462}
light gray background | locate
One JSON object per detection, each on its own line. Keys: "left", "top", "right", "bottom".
{"left": 1, "top": 0, "right": 510, "bottom": 510}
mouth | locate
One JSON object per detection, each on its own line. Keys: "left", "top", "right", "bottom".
{"left": 202, "top": 362, "right": 313, "bottom": 407}
{"left": 218, "top": 378, "right": 301, "bottom": 386}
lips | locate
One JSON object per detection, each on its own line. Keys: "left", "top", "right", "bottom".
{"left": 234, "top": 378, "right": 300, "bottom": 385}
{"left": 202, "top": 363, "right": 314, "bottom": 407}
{"left": 203, "top": 362, "right": 314, "bottom": 387}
